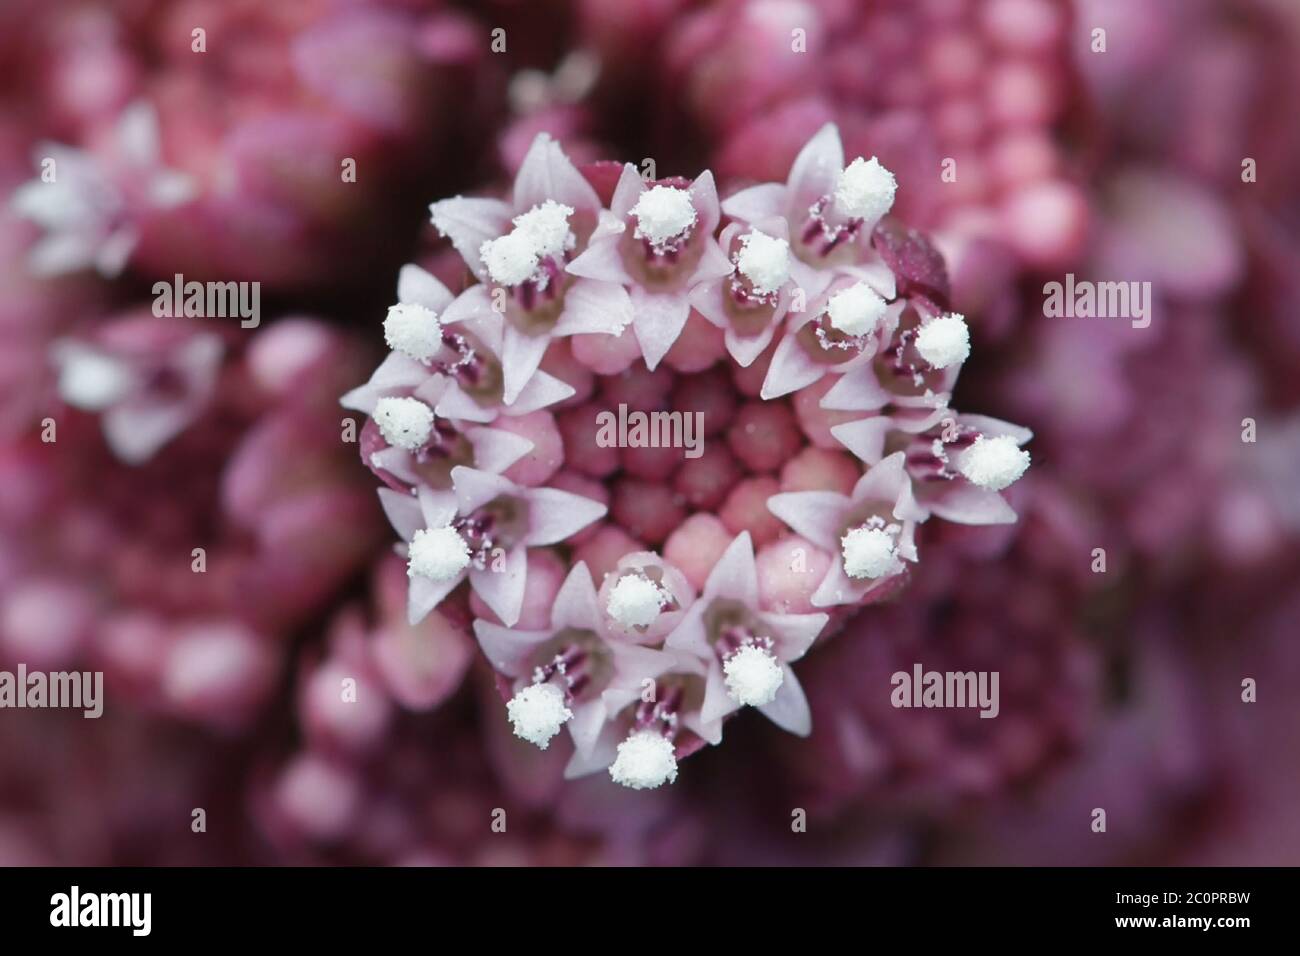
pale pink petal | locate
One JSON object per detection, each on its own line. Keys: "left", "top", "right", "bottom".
{"left": 689, "top": 170, "right": 722, "bottom": 235}
{"left": 472, "top": 620, "right": 552, "bottom": 676}
{"left": 610, "top": 163, "right": 645, "bottom": 219}
{"left": 449, "top": 465, "right": 516, "bottom": 513}
{"left": 758, "top": 665, "right": 811, "bottom": 736}
{"left": 470, "top": 546, "right": 528, "bottom": 626}
{"left": 830, "top": 417, "right": 893, "bottom": 464}
{"left": 630, "top": 288, "right": 691, "bottom": 371}
{"left": 433, "top": 384, "right": 496, "bottom": 423}
{"left": 408, "top": 572, "right": 463, "bottom": 626}
{"left": 377, "top": 487, "right": 423, "bottom": 540}
{"left": 566, "top": 236, "right": 633, "bottom": 284}
{"left": 820, "top": 364, "right": 892, "bottom": 411}
{"left": 510, "top": 370, "right": 576, "bottom": 415}
{"left": 766, "top": 612, "right": 828, "bottom": 662}
{"left": 416, "top": 486, "right": 459, "bottom": 527}
{"left": 500, "top": 326, "right": 550, "bottom": 405}
{"left": 851, "top": 451, "right": 908, "bottom": 503}
{"left": 926, "top": 483, "right": 1018, "bottom": 525}
{"left": 428, "top": 195, "right": 512, "bottom": 278}
{"left": 700, "top": 663, "right": 740, "bottom": 726}
{"left": 466, "top": 426, "right": 534, "bottom": 474}
{"left": 766, "top": 490, "right": 848, "bottom": 550}
{"left": 760, "top": 331, "right": 825, "bottom": 399}
{"left": 398, "top": 263, "right": 454, "bottom": 313}
{"left": 524, "top": 487, "right": 607, "bottom": 545}
{"left": 720, "top": 182, "right": 786, "bottom": 224}
{"left": 811, "top": 560, "right": 858, "bottom": 608}
{"left": 512, "top": 133, "right": 600, "bottom": 214}
{"left": 705, "top": 532, "right": 759, "bottom": 605}
{"left": 688, "top": 236, "right": 736, "bottom": 286}
{"left": 959, "top": 414, "right": 1034, "bottom": 445}
{"left": 552, "top": 279, "right": 634, "bottom": 336}
{"left": 551, "top": 562, "right": 601, "bottom": 631}
{"left": 787, "top": 122, "right": 843, "bottom": 206}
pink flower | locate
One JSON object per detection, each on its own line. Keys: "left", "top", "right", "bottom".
{"left": 50, "top": 311, "right": 224, "bottom": 464}
{"left": 664, "top": 531, "right": 827, "bottom": 735}
{"left": 474, "top": 561, "right": 681, "bottom": 755}
{"left": 767, "top": 452, "right": 926, "bottom": 607}
{"left": 379, "top": 465, "right": 606, "bottom": 627}
{"left": 430, "top": 133, "right": 634, "bottom": 403}
{"left": 10, "top": 102, "right": 194, "bottom": 277}
{"left": 566, "top": 163, "right": 732, "bottom": 369}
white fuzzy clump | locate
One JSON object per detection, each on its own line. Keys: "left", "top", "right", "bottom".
{"left": 506, "top": 682, "right": 573, "bottom": 749}
{"left": 609, "top": 730, "right": 678, "bottom": 790}
{"left": 406, "top": 525, "right": 471, "bottom": 583}
{"left": 383, "top": 302, "right": 443, "bottom": 362}
{"left": 512, "top": 200, "right": 576, "bottom": 258}
{"left": 480, "top": 229, "right": 540, "bottom": 286}
{"left": 373, "top": 396, "right": 435, "bottom": 451}
{"left": 825, "top": 282, "right": 887, "bottom": 337}
{"left": 958, "top": 435, "right": 1030, "bottom": 491}
{"left": 841, "top": 525, "right": 901, "bottom": 580}
{"left": 736, "top": 231, "right": 791, "bottom": 295}
{"left": 54, "top": 346, "right": 133, "bottom": 410}
{"left": 834, "top": 155, "right": 897, "bottom": 223}
{"left": 606, "top": 574, "right": 669, "bottom": 629}
{"left": 631, "top": 185, "right": 697, "bottom": 245}
{"left": 914, "top": 313, "right": 970, "bottom": 369}
{"left": 723, "top": 644, "right": 785, "bottom": 707}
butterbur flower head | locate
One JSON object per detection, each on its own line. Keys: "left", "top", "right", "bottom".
{"left": 347, "top": 123, "right": 1034, "bottom": 789}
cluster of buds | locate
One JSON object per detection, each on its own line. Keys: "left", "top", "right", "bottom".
{"left": 347, "top": 124, "right": 1032, "bottom": 789}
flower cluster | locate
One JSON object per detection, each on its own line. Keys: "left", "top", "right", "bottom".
{"left": 347, "top": 124, "right": 1032, "bottom": 789}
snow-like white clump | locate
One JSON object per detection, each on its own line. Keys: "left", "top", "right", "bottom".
{"left": 723, "top": 644, "right": 785, "bottom": 707}
{"left": 834, "top": 155, "right": 896, "bottom": 224}
{"left": 957, "top": 434, "right": 1030, "bottom": 491}
{"left": 826, "top": 282, "right": 886, "bottom": 337}
{"left": 383, "top": 302, "right": 443, "bottom": 363}
{"left": 841, "top": 525, "right": 900, "bottom": 579}
{"left": 512, "top": 200, "right": 575, "bottom": 258}
{"left": 914, "top": 313, "right": 970, "bottom": 369}
{"left": 631, "top": 185, "right": 697, "bottom": 245}
{"left": 406, "top": 525, "right": 471, "bottom": 583}
{"left": 606, "top": 574, "right": 669, "bottom": 629}
{"left": 374, "top": 396, "right": 435, "bottom": 451}
{"left": 609, "top": 729, "right": 678, "bottom": 789}
{"left": 480, "top": 230, "right": 541, "bottom": 286}
{"left": 506, "top": 682, "right": 573, "bottom": 749}
{"left": 53, "top": 344, "right": 133, "bottom": 410}
{"left": 736, "top": 231, "right": 791, "bottom": 295}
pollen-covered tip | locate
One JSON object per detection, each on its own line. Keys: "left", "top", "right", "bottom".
{"left": 406, "top": 525, "right": 471, "bottom": 583}
{"left": 834, "top": 155, "right": 897, "bottom": 223}
{"left": 826, "top": 282, "right": 886, "bottom": 337}
{"left": 606, "top": 574, "right": 669, "bottom": 629}
{"left": 374, "top": 396, "right": 436, "bottom": 451}
{"left": 609, "top": 729, "right": 678, "bottom": 789}
{"left": 383, "top": 302, "right": 443, "bottom": 362}
{"left": 736, "top": 231, "right": 791, "bottom": 295}
{"left": 957, "top": 435, "right": 1030, "bottom": 492}
{"left": 513, "top": 200, "right": 576, "bottom": 258}
{"left": 480, "top": 229, "right": 540, "bottom": 286}
{"left": 724, "top": 644, "right": 784, "bottom": 707}
{"left": 841, "top": 526, "right": 899, "bottom": 580}
{"left": 506, "top": 682, "right": 573, "bottom": 749}
{"left": 914, "top": 313, "right": 971, "bottom": 369}
{"left": 631, "top": 185, "right": 697, "bottom": 245}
